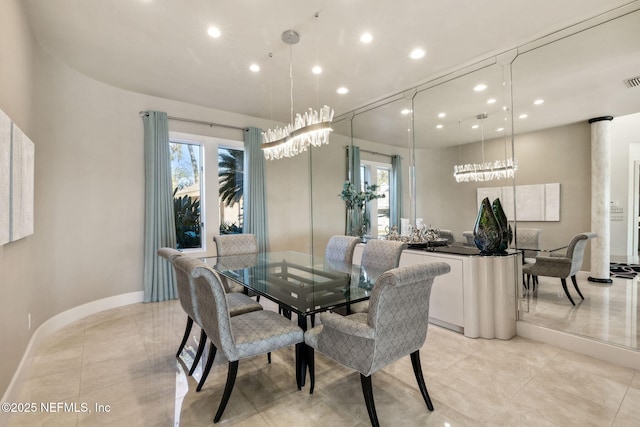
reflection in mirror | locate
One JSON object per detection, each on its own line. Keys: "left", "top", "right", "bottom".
{"left": 511, "top": 9, "right": 640, "bottom": 351}
{"left": 350, "top": 97, "right": 413, "bottom": 239}
{"left": 310, "top": 116, "right": 353, "bottom": 256}
{"left": 412, "top": 62, "right": 516, "bottom": 246}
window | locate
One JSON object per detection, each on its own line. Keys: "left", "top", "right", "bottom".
{"left": 169, "top": 132, "right": 245, "bottom": 254}
{"left": 170, "top": 140, "right": 203, "bottom": 250}
{"left": 218, "top": 147, "right": 244, "bottom": 234}
{"left": 361, "top": 161, "right": 391, "bottom": 237}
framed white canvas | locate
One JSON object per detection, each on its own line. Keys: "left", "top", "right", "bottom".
{"left": 0, "top": 109, "right": 10, "bottom": 245}
{"left": 11, "top": 123, "right": 35, "bottom": 241}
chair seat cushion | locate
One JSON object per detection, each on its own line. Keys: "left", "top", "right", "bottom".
{"left": 231, "top": 310, "right": 303, "bottom": 360}
{"left": 227, "top": 292, "right": 263, "bottom": 317}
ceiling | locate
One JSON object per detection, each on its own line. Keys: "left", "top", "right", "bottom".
{"left": 22, "top": 0, "right": 640, "bottom": 147}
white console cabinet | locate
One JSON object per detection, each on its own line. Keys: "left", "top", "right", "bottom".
{"left": 353, "top": 244, "right": 520, "bottom": 340}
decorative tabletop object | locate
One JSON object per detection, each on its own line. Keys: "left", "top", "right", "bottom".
{"left": 473, "top": 197, "right": 511, "bottom": 254}
{"left": 340, "top": 181, "right": 385, "bottom": 237}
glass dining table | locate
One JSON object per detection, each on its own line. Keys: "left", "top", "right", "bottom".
{"left": 200, "top": 251, "right": 377, "bottom": 388}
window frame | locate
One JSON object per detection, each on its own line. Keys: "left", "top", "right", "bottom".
{"left": 169, "top": 131, "right": 244, "bottom": 257}
{"left": 360, "top": 159, "right": 392, "bottom": 238}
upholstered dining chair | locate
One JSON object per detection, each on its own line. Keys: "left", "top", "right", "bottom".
{"left": 157, "top": 248, "right": 262, "bottom": 392}
{"left": 522, "top": 232, "right": 597, "bottom": 305}
{"left": 180, "top": 257, "right": 304, "bottom": 423}
{"left": 304, "top": 262, "right": 451, "bottom": 427}
{"left": 350, "top": 239, "right": 408, "bottom": 313}
{"left": 438, "top": 229, "right": 455, "bottom": 244}
{"left": 514, "top": 227, "right": 542, "bottom": 287}
{"left": 325, "top": 235, "right": 361, "bottom": 267}
{"left": 213, "top": 234, "right": 259, "bottom": 296}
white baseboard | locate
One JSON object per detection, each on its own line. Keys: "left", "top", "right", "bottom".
{"left": 516, "top": 321, "right": 640, "bottom": 371}
{"left": 1, "top": 292, "right": 144, "bottom": 404}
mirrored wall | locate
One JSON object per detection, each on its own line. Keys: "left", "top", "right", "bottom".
{"left": 304, "top": 7, "right": 640, "bottom": 352}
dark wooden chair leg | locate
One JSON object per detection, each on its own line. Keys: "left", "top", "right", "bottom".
{"left": 189, "top": 329, "right": 208, "bottom": 375}
{"left": 267, "top": 352, "right": 271, "bottom": 364}
{"left": 561, "top": 278, "right": 576, "bottom": 305}
{"left": 410, "top": 351, "right": 434, "bottom": 411}
{"left": 176, "top": 317, "right": 194, "bottom": 357}
{"left": 214, "top": 361, "right": 239, "bottom": 423}
{"left": 360, "top": 374, "right": 379, "bottom": 427}
{"left": 196, "top": 342, "right": 217, "bottom": 392}
{"left": 571, "top": 275, "right": 585, "bottom": 300}
{"left": 307, "top": 346, "right": 315, "bottom": 394}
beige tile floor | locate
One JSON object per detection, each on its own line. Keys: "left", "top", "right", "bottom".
{"left": 3, "top": 297, "right": 640, "bottom": 427}
{"left": 520, "top": 273, "right": 640, "bottom": 350}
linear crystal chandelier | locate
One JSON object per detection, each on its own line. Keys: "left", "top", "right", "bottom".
{"left": 262, "top": 30, "right": 333, "bottom": 161}
{"left": 453, "top": 113, "right": 518, "bottom": 183}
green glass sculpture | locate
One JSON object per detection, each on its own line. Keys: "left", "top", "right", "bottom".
{"left": 492, "top": 198, "right": 511, "bottom": 252}
{"left": 473, "top": 197, "right": 503, "bottom": 254}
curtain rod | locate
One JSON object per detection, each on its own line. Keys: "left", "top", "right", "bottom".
{"left": 345, "top": 145, "right": 397, "bottom": 159}
{"left": 139, "top": 111, "right": 246, "bottom": 131}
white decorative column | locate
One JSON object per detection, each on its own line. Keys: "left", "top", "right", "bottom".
{"left": 588, "top": 116, "right": 613, "bottom": 284}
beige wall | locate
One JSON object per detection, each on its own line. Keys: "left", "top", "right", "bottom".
{"left": 0, "top": 0, "right": 280, "bottom": 396}
{"left": 414, "top": 122, "right": 592, "bottom": 263}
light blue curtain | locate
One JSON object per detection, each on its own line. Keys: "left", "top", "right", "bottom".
{"left": 142, "top": 111, "right": 177, "bottom": 302}
{"left": 243, "top": 127, "right": 269, "bottom": 252}
{"left": 390, "top": 154, "right": 403, "bottom": 229}
{"left": 346, "top": 146, "right": 361, "bottom": 235}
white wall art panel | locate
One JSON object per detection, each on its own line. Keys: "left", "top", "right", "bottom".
{"left": 545, "top": 183, "right": 560, "bottom": 221}
{"left": 10, "top": 124, "right": 35, "bottom": 241}
{"left": 0, "top": 109, "right": 10, "bottom": 245}
{"left": 516, "top": 184, "right": 546, "bottom": 221}
{"left": 477, "top": 183, "right": 560, "bottom": 222}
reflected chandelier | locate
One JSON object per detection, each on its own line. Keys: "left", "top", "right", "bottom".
{"left": 262, "top": 30, "right": 333, "bottom": 160}
{"left": 453, "top": 113, "right": 518, "bottom": 183}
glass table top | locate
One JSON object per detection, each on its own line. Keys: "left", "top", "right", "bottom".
{"left": 201, "top": 251, "right": 376, "bottom": 316}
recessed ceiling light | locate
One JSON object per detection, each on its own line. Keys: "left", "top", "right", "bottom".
{"left": 337, "top": 87, "right": 349, "bottom": 95}
{"left": 495, "top": 127, "right": 505, "bottom": 132}
{"left": 207, "top": 26, "right": 221, "bottom": 38}
{"left": 487, "top": 98, "right": 496, "bottom": 104}
{"left": 438, "top": 112, "right": 446, "bottom": 118}
{"left": 312, "top": 65, "right": 322, "bottom": 74}
{"left": 409, "top": 48, "right": 426, "bottom": 59}
{"left": 401, "top": 109, "right": 412, "bottom": 115}
{"left": 436, "top": 124, "right": 443, "bottom": 129}
{"left": 534, "top": 99, "right": 545, "bottom": 105}
{"left": 360, "top": 33, "right": 373, "bottom": 43}
{"left": 519, "top": 113, "right": 528, "bottom": 119}
{"left": 474, "top": 84, "right": 488, "bottom": 92}
{"left": 472, "top": 124, "right": 479, "bottom": 129}
{"left": 249, "top": 64, "right": 260, "bottom": 72}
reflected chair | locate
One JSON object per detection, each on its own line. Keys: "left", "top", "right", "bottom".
{"left": 304, "top": 262, "right": 451, "bottom": 427}
{"left": 515, "top": 228, "right": 542, "bottom": 287}
{"left": 181, "top": 258, "right": 304, "bottom": 423}
{"left": 438, "top": 229, "right": 455, "bottom": 244}
{"left": 350, "top": 239, "right": 407, "bottom": 313}
{"left": 158, "top": 248, "right": 262, "bottom": 392}
{"left": 522, "top": 232, "right": 597, "bottom": 305}
{"left": 462, "top": 231, "right": 474, "bottom": 245}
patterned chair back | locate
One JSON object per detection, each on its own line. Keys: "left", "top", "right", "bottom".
{"left": 325, "top": 235, "right": 361, "bottom": 264}
{"left": 157, "top": 248, "right": 199, "bottom": 322}
{"left": 214, "top": 234, "right": 258, "bottom": 256}
{"left": 515, "top": 228, "right": 542, "bottom": 259}
{"left": 361, "top": 239, "right": 407, "bottom": 281}
{"left": 173, "top": 256, "right": 239, "bottom": 361}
